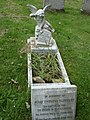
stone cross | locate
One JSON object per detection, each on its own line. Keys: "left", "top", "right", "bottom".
{"left": 27, "top": 4, "right": 55, "bottom": 46}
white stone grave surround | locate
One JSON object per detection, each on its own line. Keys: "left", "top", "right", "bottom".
{"left": 81, "top": 0, "right": 90, "bottom": 14}
{"left": 43, "top": 0, "right": 64, "bottom": 11}
{"left": 27, "top": 37, "right": 77, "bottom": 120}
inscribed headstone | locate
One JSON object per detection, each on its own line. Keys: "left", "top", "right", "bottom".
{"left": 31, "top": 85, "right": 77, "bottom": 120}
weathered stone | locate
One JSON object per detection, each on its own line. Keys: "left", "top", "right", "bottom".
{"left": 32, "top": 85, "right": 77, "bottom": 120}
{"left": 81, "top": 0, "right": 90, "bottom": 14}
{"left": 36, "top": 29, "right": 52, "bottom": 45}
{"left": 28, "top": 37, "right": 57, "bottom": 53}
{"left": 52, "top": 78, "right": 64, "bottom": 83}
{"left": 33, "top": 76, "right": 45, "bottom": 83}
{"left": 43, "top": 0, "right": 65, "bottom": 11}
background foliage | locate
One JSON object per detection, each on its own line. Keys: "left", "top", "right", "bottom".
{"left": 0, "top": 0, "right": 90, "bottom": 120}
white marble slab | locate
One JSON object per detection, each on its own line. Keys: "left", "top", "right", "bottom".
{"left": 32, "top": 85, "right": 77, "bottom": 120}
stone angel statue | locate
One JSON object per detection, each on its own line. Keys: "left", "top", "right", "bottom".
{"left": 27, "top": 4, "right": 55, "bottom": 46}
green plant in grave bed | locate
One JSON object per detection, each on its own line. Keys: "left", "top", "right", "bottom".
{"left": 31, "top": 52, "right": 64, "bottom": 83}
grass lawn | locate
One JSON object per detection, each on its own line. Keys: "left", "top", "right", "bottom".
{"left": 0, "top": 0, "right": 90, "bottom": 120}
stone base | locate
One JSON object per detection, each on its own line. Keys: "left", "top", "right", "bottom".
{"left": 27, "top": 37, "right": 57, "bottom": 54}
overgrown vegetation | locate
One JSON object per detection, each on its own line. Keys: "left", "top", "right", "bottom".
{"left": 0, "top": 0, "right": 90, "bottom": 120}
{"left": 32, "top": 53, "right": 64, "bottom": 83}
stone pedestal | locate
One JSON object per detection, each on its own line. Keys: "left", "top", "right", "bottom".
{"left": 27, "top": 37, "right": 77, "bottom": 120}
{"left": 81, "top": 0, "right": 90, "bottom": 14}
{"left": 43, "top": 0, "right": 64, "bottom": 11}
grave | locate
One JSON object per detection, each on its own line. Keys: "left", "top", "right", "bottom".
{"left": 43, "top": 0, "right": 64, "bottom": 11}
{"left": 81, "top": 0, "right": 90, "bottom": 14}
{"left": 27, "top": 4, "right": 77, "bottom": 120}
{"left": 28, "top": 38, "right": 77, "bottom": 120}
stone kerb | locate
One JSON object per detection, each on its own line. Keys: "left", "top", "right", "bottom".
{"left": 27, "top": 37, "right": 77, "bottom": 120}
{"left": 43, "top": 0, "right": 65, "bottom": 11}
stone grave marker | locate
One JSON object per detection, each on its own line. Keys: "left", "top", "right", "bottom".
{"left": 43, "top": 0, "right": 65, "bottom": 11}
{"left": 27, "top": 4, "right": 77, "bottom": 120}
{"left": 81, "top": 0, "right": 90, "bottom": 14}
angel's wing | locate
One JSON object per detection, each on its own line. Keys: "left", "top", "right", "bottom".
{"left": 27, "top": 4, "right": 37, "bottom": 13}
{"left": 43, "top": 4, "right": 51, "bottom": 12}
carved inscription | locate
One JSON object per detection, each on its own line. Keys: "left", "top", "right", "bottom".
{"left": 32, "top": 87, "right": 77, "bottom": 120}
